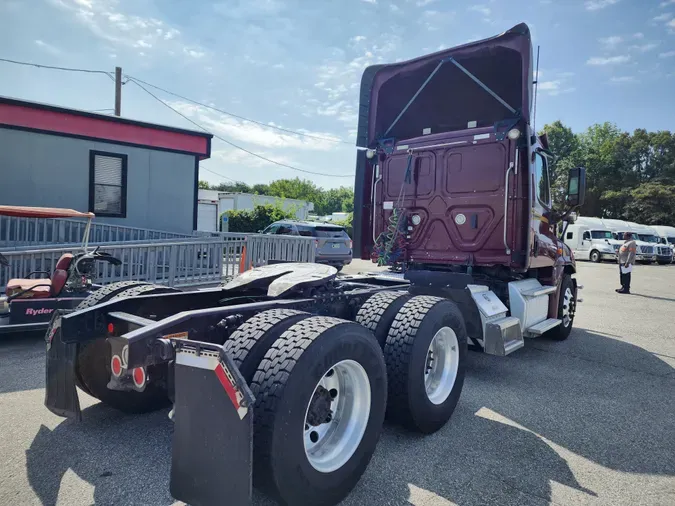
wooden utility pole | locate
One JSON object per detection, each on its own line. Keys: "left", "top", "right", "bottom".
{"left": 114, "top": 66, "right": 122, "bottom": 116}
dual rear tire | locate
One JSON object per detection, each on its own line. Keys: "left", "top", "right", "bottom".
{"left": 225, "top": 292, "right": 467, "bottom": 505}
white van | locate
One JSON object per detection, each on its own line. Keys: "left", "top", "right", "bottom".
{"left": 601, "top": 219, "right": 656, "bottom": 263}
{"left": 650, "top": 225, "right": 675, "bottom": 264}
{"left": 628, "top": 222, "right": 672, "bottom": 265}
{"left": 563, "top": 222, "right": 617, "bottom": 262}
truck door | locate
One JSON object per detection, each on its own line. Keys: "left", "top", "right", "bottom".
{"left": 578, "top": 229, "right": 591, "bottom": 257}
{"left": 529, "top": 150, "right": 556, "bottom": 268}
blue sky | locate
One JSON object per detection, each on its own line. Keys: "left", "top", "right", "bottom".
{"left": 1, "top": 0, "right": 674, "bottom": 189}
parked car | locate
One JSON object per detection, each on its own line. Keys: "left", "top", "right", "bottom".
{"left": 261, "top": 220, "right": 353, "bottom": 270}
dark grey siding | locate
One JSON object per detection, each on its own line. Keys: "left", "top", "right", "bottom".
{"left": 0, "top": 128, "right": 196, "bottom": 234}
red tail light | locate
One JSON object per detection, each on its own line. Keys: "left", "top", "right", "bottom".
{"left": 111, "top": 355, "right": 122, "bottom": 377}
{"left": 347, "top": 240, "right": 353, "bottom": 249}
{"left": 132, "top": 367, "right": 146, "bottom": 389}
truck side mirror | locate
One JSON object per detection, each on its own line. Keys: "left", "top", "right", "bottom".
{"left": 566, "top": 167, "right": 586, "bottom": 208}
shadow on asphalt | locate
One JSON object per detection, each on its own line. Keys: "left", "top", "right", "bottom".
{"left": 630, "top": 293, "right": 675, "bottom": 303}
{"left": 23, "top": 327, "right": 674, "bottom": 506}
{"left": 26, "top": 405, "right": 175, "bottom": 506}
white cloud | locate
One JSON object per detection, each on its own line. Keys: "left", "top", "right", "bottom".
{"left": 416, "top": 0, "right": 437, "bottom": 6}
{"left": 654, "top": 13, "right": 673, "bottom": 22}
{"left": 599, "top": 35, "right": 623, "bottom": 47}
{"left": 585, "top": 0, "right": 620, "bottom": 11}
{"left": 211, "top": 148, "right": 296, "bottom": 169}
{"left": 669, "top": 18, "right": 675, "bottom": 28}
{"left": 659, "top": 50, "right": 675, "bottom": 57}
{"left": 538, "top": 80, "right": 560, "bottom": 91}
{"left": 390, "top": 3, "right": 401, "bottom": 12}
{"left": 170, "top": 101, "right": 342, "bottom": 151}
{"left": 183, "top": 47, "right": 205, "bottom": 58}
{"left": 419, "top": 9, "right": 456, "bottom": 31}
{"left": 361, "top": 0, "right": 377, "bottom": 4}
{"left": 213, "top": 0, "right": 285, "bottom": 19}
{"left": 659, "top": 0, "right": 675, "bottom": 6}
{"left": 47, "top": 0, "right": 201, "bottom": 59}
{"left": 164, "top": 28, "right": 180, "bottom": 40}
{"left": 629, "top": 43, "right": 659, "bottom": 52}
{"left": 350, "top": 35, "right": 367, "bottom": 44}
{"left": 469, "top": 5, "right": 491, "bottom": 16}
{"left": 609, "top": 75, "right": 637, "bottom": 83}
{"left": 272, "top": 63, "right": 285, "bottom": 69}
{"left": 587, "top": 55, "right": 631, "bottom": 65}
{"left": 34, "top": 39, "right": 61, "bottom": 55}
{"left": 633, "top": 32, "right": 644, "bottom": 39}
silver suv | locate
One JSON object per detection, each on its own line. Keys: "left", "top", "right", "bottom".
{"left": 261, "top": 220, "right": 353, "bottom": 270}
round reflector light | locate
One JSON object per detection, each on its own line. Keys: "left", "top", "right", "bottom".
{"left": 507, "top": 128, "right": 521, "bottom": 140}
{"left": 110, "top": 355, "right": 122, "bottom": 377}
{"left": 132, "top": 367, "right": 146, "bottom": 388}
{"left": 411, "top": 214, "right": 421, "bottom": 226}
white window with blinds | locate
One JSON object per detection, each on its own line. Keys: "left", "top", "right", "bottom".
{"left": 89, "top": 151, "right": 127, "bottom": 217}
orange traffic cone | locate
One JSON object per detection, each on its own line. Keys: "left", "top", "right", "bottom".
{"left": 239, "top": 245, "right": 253, "bottom": 273}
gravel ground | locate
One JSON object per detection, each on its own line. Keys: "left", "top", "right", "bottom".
{"left": 1, "top": 260, "right": 674, "bottom": 506}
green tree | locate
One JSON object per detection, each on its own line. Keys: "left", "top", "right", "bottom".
{"left": 198, "top": 180, "right": 211, "bottom": 189}
{"left": 541, "top": 121, "right": 580, "bottom": 207}
{"left": 225, "top": 203, "right": 296, "bottom": 233}
{"left": 624, "top": 182, "right": 675, "bottom": 225}
{"left": 267, "top": 178, "right": 322, "bottom": 204}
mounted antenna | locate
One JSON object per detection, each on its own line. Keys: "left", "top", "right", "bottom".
{"left": 532, "top": 45, "right": 541, "bottom": 136}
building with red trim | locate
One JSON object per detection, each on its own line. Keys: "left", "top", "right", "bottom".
{"left": 0, "top": 96, "right": 212, "bottom": 234}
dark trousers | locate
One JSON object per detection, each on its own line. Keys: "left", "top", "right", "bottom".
{"left": 619, "top": 266, "right": 631, "bottom": 292}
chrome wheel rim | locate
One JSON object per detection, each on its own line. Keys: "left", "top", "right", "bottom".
{"left": 561, "top": 287, "right": 574, "bottom": 327}
{"left": 424, "top": 327, "right": 459, "bottom": 405}
{"left": 303, "top": 360, "right": 371, "bottom": 473}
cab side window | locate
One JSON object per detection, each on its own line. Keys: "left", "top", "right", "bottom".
{"left": 582, "top": 231, "right": 590, "bottom": 240}
{"left": 566, "top": 232, "right": 573, "bottom": 240}
{"left": 534, "top": 152, "right": 551, "bottom": 208}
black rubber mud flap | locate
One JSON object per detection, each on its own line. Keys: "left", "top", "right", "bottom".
{"left": 44, "top": 310, "right": 82, "bottom": 420}
{"left": 170, "top": 340, "right": 255, "bottom": 506}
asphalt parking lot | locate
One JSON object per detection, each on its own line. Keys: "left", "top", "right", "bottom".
{"left": 1, "top": 260, "right": 674, "bottom": 506}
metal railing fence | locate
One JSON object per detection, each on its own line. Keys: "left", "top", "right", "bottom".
{"left": 0, "top": 215, "right": 190, "bottom": 247}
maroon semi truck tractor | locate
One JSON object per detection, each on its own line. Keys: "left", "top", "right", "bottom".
{"left": 354, "top": 22, "right": 585, "bottom": 352}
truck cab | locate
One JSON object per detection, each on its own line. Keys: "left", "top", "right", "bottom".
{"left": 629, "top": 223, "right": 672, "bottom": 265}
{"left": 601, "top": 219, "right": 655, "bottom": 263}
{"left": 354, "top": 22, "right": 586, "bottom": 348}
{"left": 651, "top": 225, "right": 675, "bottom": 264}
{"left": 563, "top": 223, "right": 616, "bottom": 263}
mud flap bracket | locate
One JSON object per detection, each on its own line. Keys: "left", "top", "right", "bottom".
{"left": 170, "top": 340, "right": 255, "bottom": 506}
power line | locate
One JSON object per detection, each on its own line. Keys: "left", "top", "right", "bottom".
{"left": 1, "top": 57, "right": 353, "bottom": 146}
{"left": 125, "top": 74, "right": 351, "bottom": 145}
{"left": 200, "top": 165, "right": 239, "bottom": 183}
{"left": 0, "top": 57, "right": 115, "bottom": 81}
{"left": 128, "top": 77, "right": 354, "bottom": 178}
